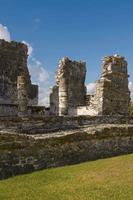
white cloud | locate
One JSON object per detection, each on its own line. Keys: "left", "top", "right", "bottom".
{"left": 39, "top": 87, "right": 50, "bottom": 106}
{"left": 29, "top": 58, "right": 49, "bottom": 82}
{"left": 28, "top": 57, "right": 50, "bottom": 106}
{"left": 86, "top": 83, "right": 96, "bottom": 95}
{"left": 0, "top": 24, "right": 11, "bottom": 42}
{"left": 22, "top": 40, "right": 33, "bottom": 57}
{"left": 129, "top": 81, "right": 133, "bottom": 101}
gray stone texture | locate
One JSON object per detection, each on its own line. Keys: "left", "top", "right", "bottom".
{"left": 51, "top": 57, "right": 86, "bottom": 116}
{"left": 50, "top": 85, "right": 59, "bottom": 115}
{"left": 50, "top": 55, "right": 131, "bottom": 117}
{"left": 17, "top": 75, "right": 28, "bottom": 117}
{"left": 0, "top": 124, "right": 133, "bottom": 180}
{"left": 91, "top": 55, "right": 131, "bottom": 115}
{"left": 0, "top": 42, "right": 132, "bottom": 181}
{"left": 0, "top": 39, "right": 38, "bottom": 105}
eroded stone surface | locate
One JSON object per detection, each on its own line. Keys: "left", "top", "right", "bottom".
{"left": 0, "top": 40, "right": 132, "bottom": 181}
{"left": 0, "top": 39, "right": 38, "bottom": 105}
{"left": 50, "top": 55, "right": 131, "bottom": 117}
{"left": 91, "top": 54, "right": 131, "bottom": 115}
{"left": 0, "top": 124, "right": 133, "bottom": 179}
{"left": 50, "top": 57, "right": 86, "bottom": 115}
{"left": 17, "top": 75, "right": 28, "bottom": 117}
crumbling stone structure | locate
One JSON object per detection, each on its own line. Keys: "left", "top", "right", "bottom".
{"left": 86, "top": 54, "right": 131, "bottom": 116}
{"left": 50, "top": 55, "right": 131, "bottom": 116}
{"left": 17, "top": 75, "right": 28, "bottom": 117}
{"left": 50, "top": 57, "right": 86, "bottom": 115}
{"left": 0, "top": 39, "right": 38, "bottom": 105}
{"left": 50, "top": 85, "right": 59, "bottom": 115}
{"left": 0, "top": 46, "right": 132, "bottom": 180}
{"left": 0, "top": 121, "right": 133, "bottom": 180}
{"left": 0, "top": 39, "right": 131, "bottom": 118}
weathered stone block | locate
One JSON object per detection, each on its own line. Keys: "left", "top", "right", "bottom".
{"left": 51, "top": 57, "right": 86, "bottom": 116}
{"left": 0, "top": 39, "right": 38, "bottom": 106}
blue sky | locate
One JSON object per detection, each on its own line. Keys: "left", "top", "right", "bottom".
{"left": 0, "top": 0, "right": 133, "bottom": 104}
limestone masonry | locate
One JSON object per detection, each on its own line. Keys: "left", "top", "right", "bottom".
{"left": 0, "top": 123, "right": 133, "bottom": 180}
{"left": 0, "top": 39, "right": 132, "bottom": 180}
{"left": 0, "top": 39, "right": 38, "bottom": 106}
{"left": 0, "top": 39, "right": 131, "bottom": 117}
{"left": 50, "top": 57, "right": 86, "bottom": 115}
{"left": 50, "top": 55, "right": 131, "bottom": 116}
{"left": 87, "top": 54, "right": 130, "bottom": 116}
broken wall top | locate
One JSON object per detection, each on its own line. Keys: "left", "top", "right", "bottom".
{"left": 102, "top": 54, "right": 128, "bottom": 75}
{"left": 0, "top": 39, "right": 29, "bottom": 81}
{"left": 0, "top": 39, "right": 38, "bottom": 104}
{"left": 56, "top": 57, "right": 86, "bottom": 85}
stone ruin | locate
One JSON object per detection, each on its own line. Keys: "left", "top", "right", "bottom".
{"left": 85, "top": 54, "right": 131, "bottom": 116}
{"left": 50, "top": 57, "right": 86, "bottom": 115}
{"left": 0, "top": 39, "right": 46, "bottom": 117}
{"left": 0, "top": 39, "right": 38, "bottom": 105}
{"left": 0, "top": 39, "right": 132, "bottom": 180}
{"left": 17, "top": 75, "right": 28, "bottom": 117}
{"left": 0, "top": 39, "right": 131, "bottom": 118}
{"left": 50, "top": 54, "right": 131, "bottom": 116}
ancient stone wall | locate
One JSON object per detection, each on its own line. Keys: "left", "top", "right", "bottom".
{"left": 0, "top": 125, "right": 133, "bottom": 179}
{"left": 50, "top": 85, "right": 59, "bottom": 115}
{"left": 93, "top": 55, "right": 131, "bottom": 115}
{"left": 50, "top": 55, "right": 130, "bottom": 117}
{"left": 17, "top": 75, "right": 28, "bottom": 117}
{"left": 50, "top": 57, "right": 86, "bottom": 116}
{"left": 0, "top": 104, "right": 18, "bottom": 116}
{"left": 0, "top": 105, "right": 47, "bottom": 117}
{"left": 0, "top": 39, "right": 38, "bottom": 105}
{"left": 28, "top": 84, "right": 38, "bottom": 105}
{"left": 0, "top": 115, "right": 132, "bottom": 135}
{"left": 74, "top": 55, "right": 131, "bottom": 116}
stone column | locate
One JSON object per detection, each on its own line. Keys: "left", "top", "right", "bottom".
{"left": 50, "top": 85, "right": 59, "bottom": 115}
{"left": 17, "top": 75, "right": 28, "bottom": 117}
{"left": 59, "top": 77, "right": 68, "bottom": 116}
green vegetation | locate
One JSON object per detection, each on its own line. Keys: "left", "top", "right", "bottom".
{"left": 0, "top": 154, "right": 133, "bottom": 200}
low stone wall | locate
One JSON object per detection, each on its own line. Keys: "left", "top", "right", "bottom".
{"left": 0, "top": 115, "right": 132, "bottom": 134}
{"left": 0, "top": 104, "right": 47, "bottom": 117}
{"left": 16, "top": 115, "right": 133, "bottom": 134}
{"left": 68, "top": 106, "right": 98, "bottom": 116}
{"left": 0, "top": 104, "right": 18, "bottom": 116}
{"left": 0, "top": 125, "right": 133, "bottom": 180}
{"left": 28, "top": 106, "right": 49, "bottom": 117}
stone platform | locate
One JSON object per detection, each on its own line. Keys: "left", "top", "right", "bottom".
{"left": 0, "top": 116, "right": 133, "bottom": 180}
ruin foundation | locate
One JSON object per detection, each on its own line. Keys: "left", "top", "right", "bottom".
{"left": 0, "top": 39, "right": 132, "bottom": 180}
{"left": 0, "top": 122, "right": 133, "bottom": 180}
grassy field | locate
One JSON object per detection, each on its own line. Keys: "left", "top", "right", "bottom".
{"left": 0, "top": 154, "right": 133, "bottom": 200}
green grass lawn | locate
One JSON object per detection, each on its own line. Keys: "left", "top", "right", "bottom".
{"left": 0, "top": 154, "right": 133, "bottom": 200}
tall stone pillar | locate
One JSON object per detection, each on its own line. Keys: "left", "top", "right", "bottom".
{"left": 50, "top": 57, "right": 86, "bottom": 116}
{"left": 91, "top": 54, "right": 131, "bottom": 116}
{"left": 17, "top": 75, "right": 28, "bottom": 117}
{"left": 59, "top": 77, "right": 68, "bottom": 116}
{"left": 50, "top": 85, "right": 59, "bottom": 115}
